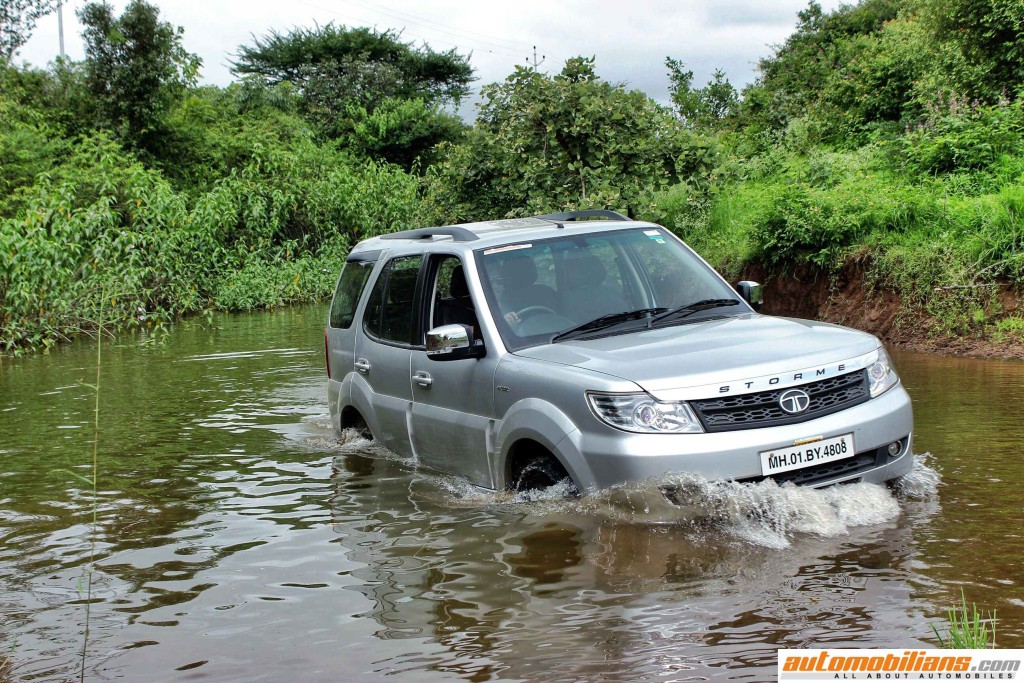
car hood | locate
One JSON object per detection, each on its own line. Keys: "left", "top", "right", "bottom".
{"left": 512, "top": 314, "right": 880, "bottom": 400}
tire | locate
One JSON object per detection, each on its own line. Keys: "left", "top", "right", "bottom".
{"left": 513, "top": 456, "right": 579, "bottom": 497}
{"left": 342, "top": 410, "right": 373, "bottom": 441}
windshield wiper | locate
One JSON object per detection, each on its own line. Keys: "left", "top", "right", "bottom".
{"left": 649, "top": 298, "right": 742, "bottom": 326}
{"left": 552, "top": 307, "right": 668, "bottom": 343}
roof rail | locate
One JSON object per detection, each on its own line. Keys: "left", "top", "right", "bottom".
{"left": 379, "top": 226, "right": 479, "bottom": 242}
{"left": 534, "top": 210, "right": 632, "bottom": 223}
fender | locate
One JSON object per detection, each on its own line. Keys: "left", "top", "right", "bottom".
{"left": 327, "top": 377, "right": 344, "bottom": 433}
{"left": 493, "top": 398, "right": 598, "bottom": 492}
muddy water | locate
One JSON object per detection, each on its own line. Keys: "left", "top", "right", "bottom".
{"left": 0, "top": 307, "right": 1020, "bottom": 682}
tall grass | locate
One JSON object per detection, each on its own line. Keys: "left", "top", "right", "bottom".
{"left": 79, "top": 296, "right": 102, "bottom": 682}
{"left": 932, "top": 589, "right": 997, "bottom": 649}
{"left": 56, "top": 297, "right": 105, "bottom": 680}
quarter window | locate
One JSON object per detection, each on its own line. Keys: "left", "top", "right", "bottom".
{"left": 363, "top": 255, "right": 423, "bottom": 345}
{"left": 329, "top": 260, "right": 375, "bottom": 329}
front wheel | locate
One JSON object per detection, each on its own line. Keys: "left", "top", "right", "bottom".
{"left": 513, "top": 456, "right": 579, "bottom": 498}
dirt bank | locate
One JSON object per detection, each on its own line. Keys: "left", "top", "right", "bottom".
{"left": 745, "top": 262, "right": 1024, "bottom": 361}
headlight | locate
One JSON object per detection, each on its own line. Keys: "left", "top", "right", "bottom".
{"left": 867, "top": 347, "right": 900, "bottom": 397}
{"left": 587, "top": 392, "right": 704, "bottom": 433}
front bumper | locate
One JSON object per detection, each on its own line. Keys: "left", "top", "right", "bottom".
{"left": 567, "top": 384, "right": 914, "bottom": 491}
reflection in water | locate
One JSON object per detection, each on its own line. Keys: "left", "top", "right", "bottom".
{"left": 0, "top": 310, "right": 1021, "bottom": 682}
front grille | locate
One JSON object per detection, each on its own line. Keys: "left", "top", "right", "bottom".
{"left": 691, "top": 370, "right": 870, "bottom": 432}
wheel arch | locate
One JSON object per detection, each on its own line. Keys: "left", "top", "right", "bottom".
{"left": 339, "top": 373, "right": 383, "bottom": 440}
{"left": 493, "top": 398, "right": 596, "bottom": 492}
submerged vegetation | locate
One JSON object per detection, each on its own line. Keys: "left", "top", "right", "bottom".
{"left": 1, "top": 0, "right": 1023, "bottom": 351}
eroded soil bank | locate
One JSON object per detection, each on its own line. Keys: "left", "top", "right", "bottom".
{"left": 746, "top": 261, "right": 1024, "bottom": 360}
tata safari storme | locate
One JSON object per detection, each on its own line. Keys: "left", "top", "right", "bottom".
{"left": 325, "top": 211, "right": 913, "bottom": 497}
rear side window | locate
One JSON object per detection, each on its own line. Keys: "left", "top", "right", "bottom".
{"left": 363, "top": 255, "right": 423, "bottom": 345}
{"left": 329, "top": 260, "right": 375, "bottom": 328}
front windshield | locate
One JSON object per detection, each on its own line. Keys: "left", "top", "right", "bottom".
{"left": 474, "top": 227, "right": 746, "bottom": 350}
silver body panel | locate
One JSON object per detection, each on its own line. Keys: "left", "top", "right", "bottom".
{"left": 326, "top": 218, "right": 914, "bottom": 494}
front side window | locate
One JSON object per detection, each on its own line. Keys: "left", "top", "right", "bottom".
{"left": 363, "top": 254, "right": 423, "bottom": 345}
{"left": 329, "top": 259, "right": 375, "bottom": 329}
{"left": 475, "top": 228, "right": 743, "bottom": 350}
{"left": 428, "top": 255, "right": 479, "bottom": 332}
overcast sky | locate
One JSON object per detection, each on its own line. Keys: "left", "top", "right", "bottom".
{"left": 17, "top": 0, "right": 843, "bottom": 112}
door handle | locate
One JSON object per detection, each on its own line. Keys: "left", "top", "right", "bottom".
{"left": 354, "top": 358, "right": 371, "bottom": 374}
{"left": 413, "top": 371, "right": 432, "bottom": 388}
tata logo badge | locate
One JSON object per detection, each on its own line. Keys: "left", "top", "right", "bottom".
{"left": 778, "top": 388, "right": 811, "bottom": 414}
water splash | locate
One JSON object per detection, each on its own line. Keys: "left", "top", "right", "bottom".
{"left": 567, "top": 473, "right": 903, "bottom": 548}
{"left": 891, "top": 451, "right": 941, "bottom": 500}
{"left": 317, "top": 420, "right": 941, "bottom": 549}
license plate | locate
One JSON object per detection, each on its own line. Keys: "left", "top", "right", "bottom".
{"left": 759, "top": 433, "right": 855, "bottom": 476}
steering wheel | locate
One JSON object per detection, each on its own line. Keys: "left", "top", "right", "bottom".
{"left": 514, "top": 305, "right": 558, "bottom": 320}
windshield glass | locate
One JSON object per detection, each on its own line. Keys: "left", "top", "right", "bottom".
{"left": 474, "top": 227, "right": 746, "bottom": 350}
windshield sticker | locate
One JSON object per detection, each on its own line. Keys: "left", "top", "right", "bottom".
{"left": 484, "top": 243, "right": 532, "bottom": 255}
{"left": 644, "top": 230, "right": 660, "bottom": 236}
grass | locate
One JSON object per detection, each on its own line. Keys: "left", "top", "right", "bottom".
{"left": 79, "top": 297, "right": 103, "bottom": 682}
{"left": 57, "top": 295, "right": 104, "bottom": 681}
{"left": 932, "top": 589, "right": 997, "bottom": 649}
{"left": 990, "top": 316, "right": 1024, "bottom": 343}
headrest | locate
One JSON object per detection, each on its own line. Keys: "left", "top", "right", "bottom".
{"left": 564, "top": 253, "right": 606, "bottom": 288}
{"left": 450, "top": 264, "right": 469, "bottom": 298}
{"left": 498, "top": 253, "right": 538, "bottom": 288}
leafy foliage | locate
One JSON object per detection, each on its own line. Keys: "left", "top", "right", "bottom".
{"left": 738, "top": 0, "right": 902, "bottom": 133}
{"left": 0, "top": 133, "right": 419, "bottom": 350}
{"left": 78, "top": 0, "right": 200, "bottom": 157}
{"left": 231, "top": 24, "right": 472, "bottom": 165}
{"left": 896, "top": 99, "right": 1024, "bottom": 174}
{"left": 737, "top": 0, "right": 1024, "bottom": 140}
{"left": 666, "top": 59, "right": 739, "bottom": 130}
{"left": 342, "top": 96, "right": 464, "bottom": 169}
{"left": 917, "top": 0, "right": 1024, "bottom": 102}
{"left": 422, "top": 57, "right": 715, "bottom": 222}
{"left": 233, "top": 24, "right": 472, "bottom": 105}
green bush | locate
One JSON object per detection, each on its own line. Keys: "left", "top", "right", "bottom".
{"left": 896, "top": 100, "right": 1024, "bottom": 175}
{"left": 0, "top": 132, "right": 418, "bottom": 351}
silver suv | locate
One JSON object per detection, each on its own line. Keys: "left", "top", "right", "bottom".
{"left": 325, "top": 211, "right": 913, "bottom": 497}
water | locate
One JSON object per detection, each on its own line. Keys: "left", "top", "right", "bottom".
{"left": 0, "top": 308, "right": 1020, "bottom": 681}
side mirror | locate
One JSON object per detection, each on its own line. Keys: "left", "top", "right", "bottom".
{"left": 426, "top": 324, "right": 486, "bottom": 361}
{"left": 735, "top": 281, "right": 764, "bottom": 312}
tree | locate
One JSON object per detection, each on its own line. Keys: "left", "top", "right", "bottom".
{"left": 736, "top": 0, "right": 902, "bottom": 132}
{"left": 78, "top": 0, "right": 200, "bottom": 156}
{"left": 231, "top": 24, "right": 472, "bottom": 166}
{"left": 422, "top": 57, "right": 715, "bottom": 223}
{"left": 666, "top": 59, "right": 738, "bottom": 130}
{"left": 1, "top": 0, "right": 54, "bottom": 62}
{"left": 232, "top": 24, "right": 473, "bottom": 108}
{"left": 665, "top": 58, "right": 701, "bottom": 125}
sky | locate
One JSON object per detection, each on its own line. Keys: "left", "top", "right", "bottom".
{"left": 16, "top": 0, "right": 844, "bottom": 113}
